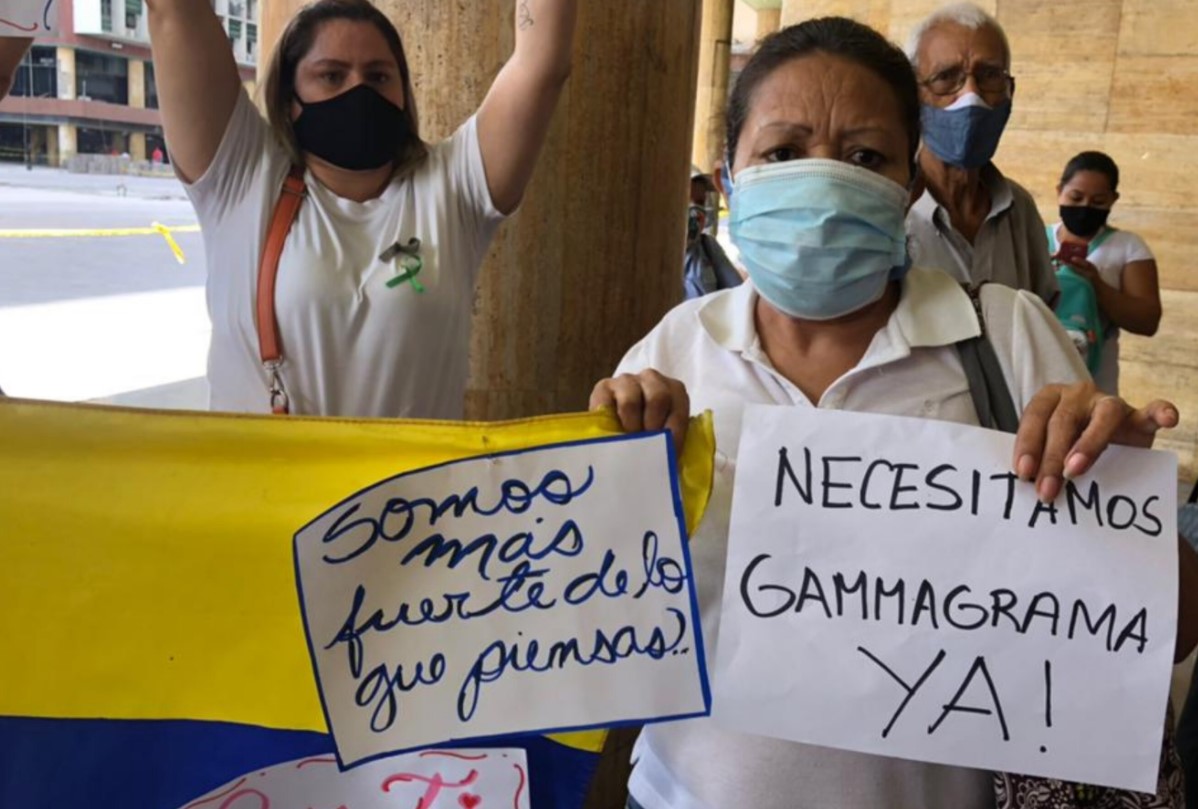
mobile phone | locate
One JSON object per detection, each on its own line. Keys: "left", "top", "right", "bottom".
{"left": 1057, "top": 241, "right": 1088, "bottom": 265}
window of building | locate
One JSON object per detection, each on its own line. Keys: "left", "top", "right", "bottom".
{"left": 0, "top": 123, "right": 27, "bottom": 162}
{"left": 0, "top": 123, "right": 54, "bottom": 165}
{"left": 76, "top": 51, "right": 130, "bottom": 105}
{"left": 77, "top": 126, "right": 128, "bottom": 156}
{"left": 144, "top": 61, "right": 159, "bottom": 109}
{"left": 227, "top": 17, "right": 244, "bottom": 57}
{"left": 246, "top": 23, "right": 257, "bottom": 61}
{"left": 125, "top": 0, "right": 144, "bottom": 33}
{"left": 10, "top": 46, "right": 58, "bottom": 98}
{"left": 101, "top": 0, "right": 113, "bottom": 32}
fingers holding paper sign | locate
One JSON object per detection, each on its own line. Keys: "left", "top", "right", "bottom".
{"left": 1013, "top": 381, "right": 1178, "bottom": 503}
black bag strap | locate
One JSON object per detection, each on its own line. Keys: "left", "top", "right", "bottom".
{"left": 1188, "top": 479, "right": 1197, "bottom": 505}
{"left": 955, "top": 285, "right": 1020, "bottom": 434}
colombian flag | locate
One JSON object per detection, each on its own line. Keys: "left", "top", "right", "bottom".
{"left": 0, "top": 399, "right": 713, "bottom": 808}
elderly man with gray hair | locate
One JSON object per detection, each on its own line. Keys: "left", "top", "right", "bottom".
{"left": 905, "top": 3, "right": 1057, "bottom": 306}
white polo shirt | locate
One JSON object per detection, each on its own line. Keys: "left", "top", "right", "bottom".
{"left": 616, "top": 267, "right": 1086, "bottom": 809}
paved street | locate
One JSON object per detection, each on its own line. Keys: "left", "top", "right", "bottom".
{"left": 0, "top": 163, "right": 210, "bottom": 406}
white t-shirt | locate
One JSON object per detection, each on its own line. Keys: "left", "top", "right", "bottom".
{"left": 1049, "top": 224, "right": 1155, "bottom": 395}
{"left": 616, "top": 267, "right": 1086, "bottom": 809}
{"left": 184, "top": 90, "right": 504, "bottom": 418}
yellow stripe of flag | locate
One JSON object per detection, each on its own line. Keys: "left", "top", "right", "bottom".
{"left": 0, "top": 399, "right": 713, "bottom": 755}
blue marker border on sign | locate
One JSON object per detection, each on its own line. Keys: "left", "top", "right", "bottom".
{"left": 291, "top": 429, "right": 712, "bottom": 771}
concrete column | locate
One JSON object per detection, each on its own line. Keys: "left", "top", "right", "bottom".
{"left": 261, "top": 1, "right": 702, "bottom": 426}
{"left": 692, "top": 0, "right": 734, "bottom": 175}
{"left": 56, "top": 46, "right": 75, "bottom": 100}
{"left": 757, "top": 7, "right": 782, "bottom": 40}
{"left": 46, "top": 125, "right": 60, "bottom": 166}
{"left": 57, "top": 123, "right": 76, "bottom": 164}
{"left": 128, "top": 58, "right": 146, "bottom": 108}
{"left": 28, "top": 125, "right": 48, "bottom": 165}
{"left": 129, "top": 131, "right": 147, "bottom": 161}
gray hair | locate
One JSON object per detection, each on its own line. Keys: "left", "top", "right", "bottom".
{"left": 905, "top": 3, "right": 1010, "bottom": 71}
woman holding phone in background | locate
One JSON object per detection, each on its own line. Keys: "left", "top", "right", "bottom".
{"left": 1049, "top": 151, "right": 1162, "bottom": 395}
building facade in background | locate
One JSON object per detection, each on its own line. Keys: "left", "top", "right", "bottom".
{"left": 0, "top": 0, "right": 257, "bottom": 166}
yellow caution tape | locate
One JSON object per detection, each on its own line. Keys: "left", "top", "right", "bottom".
{"left": 0, "top": 224, "right": 201, "bottom": 238}
{"left": 0, "top": 222, "right": 200, "bottom": 264}
{"left": 151, "top": 221, "right": 188, "bottom": 264}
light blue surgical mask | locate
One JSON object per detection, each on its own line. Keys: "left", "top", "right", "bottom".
{"left": 920, "top": 92, "right": 1011, "bottom": 170}
{"left": 727, "top": 158, "right": 911, "bottom": 321}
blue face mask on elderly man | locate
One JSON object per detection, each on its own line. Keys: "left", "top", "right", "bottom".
{"left": 920, "top": 91, "right": 1012, "bottom": 170}
{"left": 726, "top": 159, "right": 911, "bottom": 321}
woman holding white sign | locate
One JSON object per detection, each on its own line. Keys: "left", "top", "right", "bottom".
{"left": 145, "top": 0, "right": 575, "bottom": 417}
{"left": 591, "top": 16, "right": 1194, "bottom": 809}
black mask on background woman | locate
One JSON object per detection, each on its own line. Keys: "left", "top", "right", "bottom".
{"left": 1059, "top": 205, "right": 1110, "bottom": 238}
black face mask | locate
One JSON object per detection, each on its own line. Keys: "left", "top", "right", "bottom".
{"left": 1059, "top": 205, "right": 1110, "bottom": 239}
{"left": 293, "top": 84, "right": 411, "bottom": 172}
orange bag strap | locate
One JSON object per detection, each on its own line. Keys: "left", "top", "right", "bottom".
{"left": 256, "top": 166, "right": 307, "bottom": 414}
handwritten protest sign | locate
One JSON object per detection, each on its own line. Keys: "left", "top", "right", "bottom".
{"left": 713, "top": 407, "right": 1177, "bottom": 792}
{"left": 180, "top": 748, "right": 530, "bottom": 809}
{"left": 295, "top": 432, "right": 710, "bottom": 767}
{"left": 0, "top": 0, "right": 55, "bottom": 33}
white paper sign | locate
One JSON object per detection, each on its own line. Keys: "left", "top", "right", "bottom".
{"left": 295, "top": 433, "right": 709, "bottom": 767}
{"left": 0, "top": 0, "right": 55, "bottom": 34}
{"left": 178, "top": 748, "right": 531, "bottom": 809}
{"left": 714, "top": 406, "right": 1177, "bottom": 793}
